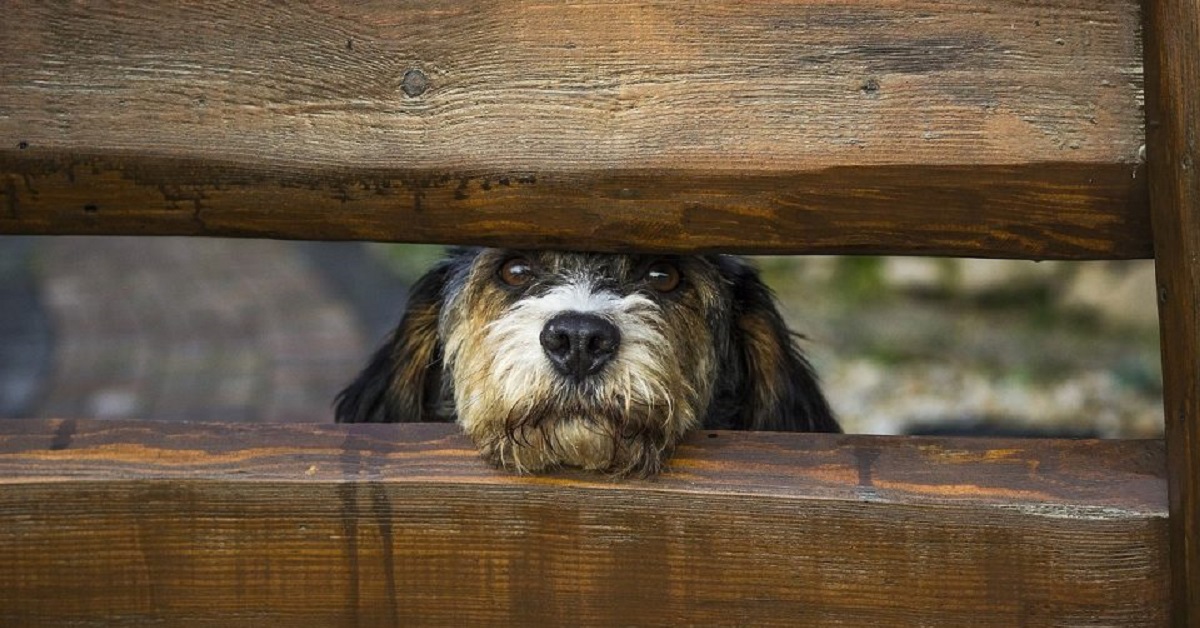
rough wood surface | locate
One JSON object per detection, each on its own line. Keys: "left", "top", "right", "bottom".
{"left": 1144, "top": 0, "right": 1200, "bottom": 624}
{"left": 0, "top": 419, "right": 1170, "bottom": 626}
{"left": 0, "top": 0, "right": 1148, "bottom": 258}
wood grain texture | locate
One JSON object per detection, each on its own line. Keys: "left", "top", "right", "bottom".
{"left": 0, "top": 0, "right": 1148, "bottom": 258}
{"left": 1144, "top": 0, "right": 1200, "bottom": 624}
{"left": 0, "top": 419, "right": 1170, "bottom": 626}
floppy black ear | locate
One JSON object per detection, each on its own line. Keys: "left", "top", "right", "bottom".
{"left": 334, "top": 260, "right": 451, "bottom": 423}
{"left": 717, "top": 258, "right": 840, "bottom": 433}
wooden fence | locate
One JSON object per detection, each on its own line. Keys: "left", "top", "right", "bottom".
{"left": 0, "top": 0, "right": 1196, "bottom": 625}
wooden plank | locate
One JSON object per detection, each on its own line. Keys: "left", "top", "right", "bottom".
{"left": 0, "top": 419, "right": 1170, "bottom": 626}
{"left": 0, "top": 0, "right": 1148, "bottom": 259}
{"left": 1144, "top": 0, "right": 1200, "bottom": 624}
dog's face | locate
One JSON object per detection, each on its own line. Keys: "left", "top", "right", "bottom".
{"left": 337, "top": 248, "right": 838, "bottom": 476}
{"left": 441, "top": 249, "right": 728, "bottom": 476}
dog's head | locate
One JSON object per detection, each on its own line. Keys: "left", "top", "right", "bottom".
{"left": 336, "top": 248, "right": 838, "bottom": 476}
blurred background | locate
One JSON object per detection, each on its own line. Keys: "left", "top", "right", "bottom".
{"left": 0, "top": 236, "right": 1164, "bottom": 437}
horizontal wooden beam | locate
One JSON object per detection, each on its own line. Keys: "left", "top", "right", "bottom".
{"left": 0, "top": 419, "right": 1169, "bottom": 626}
{"left": 0, "top": 0, "right": 1149, "bottom": 258}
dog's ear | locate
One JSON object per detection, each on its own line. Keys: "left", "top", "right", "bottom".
{"left": 718, "top": 257, "right": 841, "bottom": 433}
{"left": 334, "top": 260, "right": 450, "bottom": 423}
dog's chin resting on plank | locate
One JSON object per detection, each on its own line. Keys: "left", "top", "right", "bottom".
{"left": 336, "top": 248, "right": 840, "bottom": 477}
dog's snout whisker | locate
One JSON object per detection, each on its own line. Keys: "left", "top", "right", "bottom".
{"left": 540, "top": 312, "right": 621, "bottom": 380}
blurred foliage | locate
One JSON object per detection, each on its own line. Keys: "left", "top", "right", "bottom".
{"left": 832, "top": 257, "right": 887, "bottom": 303}
{"left": 366, "top": 243, "right": 448, "bottom": 284}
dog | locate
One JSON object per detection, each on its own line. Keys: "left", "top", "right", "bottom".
{"left": 335, "top": 248, "right": 839, "bottom": 476}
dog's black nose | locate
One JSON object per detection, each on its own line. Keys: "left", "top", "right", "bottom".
{"left": 540, "top": 313, "right": 621, "bottom": 380}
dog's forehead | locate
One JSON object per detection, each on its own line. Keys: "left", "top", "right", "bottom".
{"left": 453, "top": 248, "right": 732, "bottom": 302}
{"left": 468, "top": 249, "right": 646, "bottom": 280}
{"left": 535, "top": 251, "right": 640, "bottom": 277}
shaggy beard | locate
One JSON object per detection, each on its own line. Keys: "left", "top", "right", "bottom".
{"left": 444, "top": 284, "right": 707, "bottom": 476}
{"left": 488, "top": 396, "right": 677, "bottom": 477}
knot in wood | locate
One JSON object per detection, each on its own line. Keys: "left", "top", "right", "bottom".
{"left": 401, "top": 69, "right": 430, "bottom": 98}
{"left": 860, "top": 78, "right": 881, "bottom": 97}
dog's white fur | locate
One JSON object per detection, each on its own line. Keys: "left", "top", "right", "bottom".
{"left": 444, "top": 277, "right": 703, "bottom": 473}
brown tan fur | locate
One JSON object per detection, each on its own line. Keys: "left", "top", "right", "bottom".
{"left": 336, "top": 248, "right": 839, "bottom": 476}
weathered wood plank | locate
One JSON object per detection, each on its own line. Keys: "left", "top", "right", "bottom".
{"left": 0, "top": 0, "right": 1148, "bottom": 258}
{"left": 0, "top": 419, "right": 1170, "bottom": 626}
{"left": 1144, "top": 0, "right": 1200, "bottom": 624}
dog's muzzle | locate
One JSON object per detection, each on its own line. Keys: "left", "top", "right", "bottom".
{"left": 539, "top": 312, "right": 621, "bottom": 381}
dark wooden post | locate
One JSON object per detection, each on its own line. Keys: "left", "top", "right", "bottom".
{"left": 1144, "top": 0, "right": 1200, "bottom": 624}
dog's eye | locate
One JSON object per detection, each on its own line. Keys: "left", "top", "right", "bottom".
{"left": 644, "top": 262, "right": 681, "bottom": 293}
{"left": 498, "top": 257, "right": 535, "bottom": 287}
